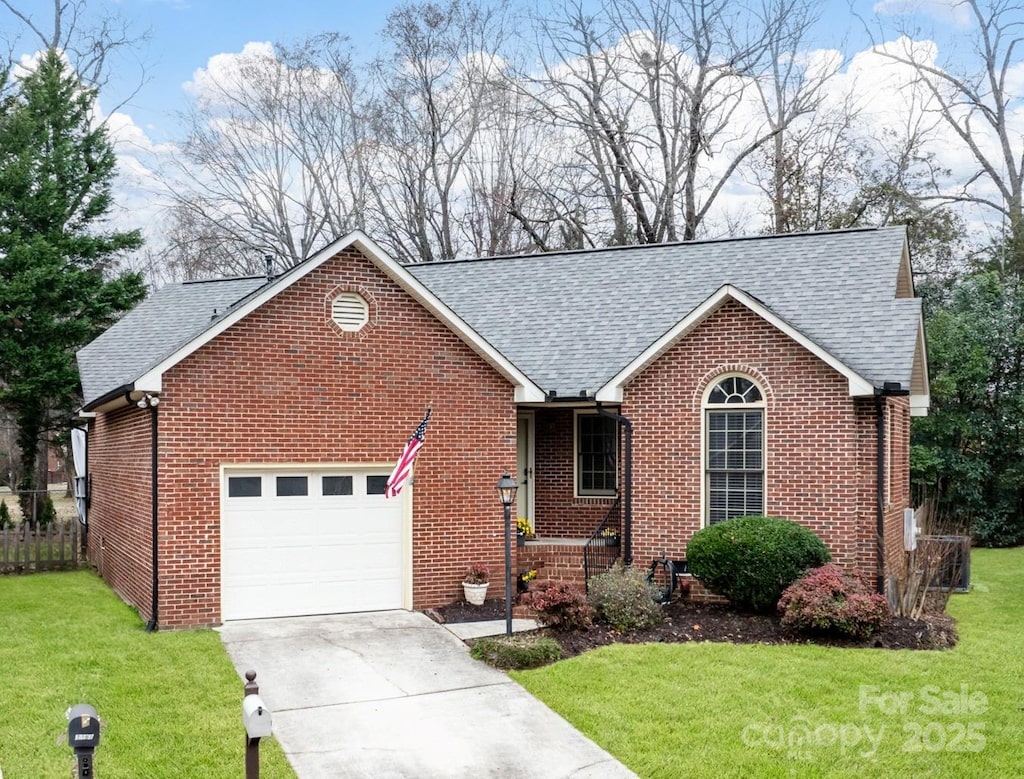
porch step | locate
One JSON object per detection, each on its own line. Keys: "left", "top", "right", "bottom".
{"left": 516, "top": 539, "right": 587, "bottom": 588}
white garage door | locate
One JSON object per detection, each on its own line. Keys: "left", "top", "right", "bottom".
{"left": 222, "top": 469, "right": 405, "bottom": 620}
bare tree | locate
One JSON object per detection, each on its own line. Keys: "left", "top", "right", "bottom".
{"left": 526, "top": 0, "right": 820, "bottom": 244}
{"left": 0, "top": 0, "right": 145, "bottom": 90}
{"left": 367, "top": 0, "right": 517, "bottom": 262}
{"left": 871, "top": 0, "right": 1024, "bottom": 271}
{"left": 162, "top": 34, "right": 370, "bottom": 274}
{"left": 746, "top": 0, "right": 845, "bottom": 232}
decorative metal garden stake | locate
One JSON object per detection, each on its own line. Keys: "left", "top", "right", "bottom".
{"left": 496, "top": 471, "right": 518, "bottom": 638}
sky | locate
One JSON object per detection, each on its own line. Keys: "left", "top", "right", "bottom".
{"left": 1, "top": 0, "right": 1007, "bottom": 265}
{"left": 5, "top": 0, "right": 403, "bottom": 141}
{"left": 6, "top": 0, "right": 939, "bottom": 141}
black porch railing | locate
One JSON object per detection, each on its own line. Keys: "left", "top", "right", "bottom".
{"left": 583, "top": 498, "right": 621, "bottom": 590}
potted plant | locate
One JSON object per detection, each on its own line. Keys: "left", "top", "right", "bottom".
{"left": 516, "top": 516, "right": 534, "bottom": 546}
{"left": 600, "top": 527, "right": 620, "bottom": 546}
{"left": 517, "top": 568, "right": 538, "bottom": 593}
{"left": 463, "top": 563, "right": 490, "bottom": 605}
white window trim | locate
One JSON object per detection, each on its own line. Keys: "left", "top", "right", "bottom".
{"left": 700, "top": 374, "right": 767, "bottom": 527}
{"left": 573, "top": 410, "right": 619, "bottom": 498}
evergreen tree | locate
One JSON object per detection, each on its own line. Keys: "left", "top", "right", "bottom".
{"left": 912, "top": 265, "right": 1024, "bottom": 546}
{"left": 0, "top": 49, "right": 146, "bottom": 496}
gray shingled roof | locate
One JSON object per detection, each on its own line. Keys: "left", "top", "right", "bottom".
{"left": 407, "top": 226, "right": 919, "bottom": 396}
{"left": 77, "top": 226, "right": 920, "bottom": 407}
{"left": 77, "top": 276, "right": 268, "bottom": 407}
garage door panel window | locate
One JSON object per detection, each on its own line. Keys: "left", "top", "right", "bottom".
{"left": 228, "top": 476, "right": 262, "bottom": 498}
{"left": 276, "top": 476, "right": 309, "bottom": 497}
{"left": 322, "top": 475, "right": 354, "bottom": 496}
{"left": 366, "top": 475, "right": 389, "bottom": 495}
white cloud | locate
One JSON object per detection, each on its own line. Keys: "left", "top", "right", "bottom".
{"left": 872, "top": 0, "right": 973, "bottom": 28}
{"left": 183, "top": 41, "right": 276, "bottom": 100}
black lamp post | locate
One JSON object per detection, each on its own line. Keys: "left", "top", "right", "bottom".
{"left": 496, "top": 471, "right": 518, "bottom": 638}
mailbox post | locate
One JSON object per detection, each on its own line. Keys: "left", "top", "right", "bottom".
{"left": 243, "top": 670, "right": 272, "bottom": 779}
{"left": 67, "top": 703, "right": 100, "bottom": 778}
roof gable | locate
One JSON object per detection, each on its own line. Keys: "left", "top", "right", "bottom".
{"left": 410, "top": 226, "right": 923, "bottom": 401}
{"left": 79, "top": 232, "right": 545, "bottom": 410}
{"left": 594, "top": 285, "right": 875, "bottom": 402}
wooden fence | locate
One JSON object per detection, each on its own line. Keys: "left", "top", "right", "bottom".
{"left": 0, "top": 520, "right": 84, "bottom": 574}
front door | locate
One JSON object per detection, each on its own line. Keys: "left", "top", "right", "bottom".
{"left": 516, "top": 412, "right": 535, "bottom": 530}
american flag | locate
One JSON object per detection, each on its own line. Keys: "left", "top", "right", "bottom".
{"left": 385, "top": 409, "right": 431, "bottom": 498}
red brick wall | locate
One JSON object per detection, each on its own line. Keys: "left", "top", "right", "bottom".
{"left": 623, "top": 300, "right": 901, "bottom": 586}
{"left": 533, "top": 408, "right": 616, "bottom": 537}
{"left": 86, "top": 405, "right": 155, "bottom": 621}
{"left": 884, "top": 396, "right": 912, "bottom": 583}
{"left": 92, "top": 247, "right": 517, "bottom": 628}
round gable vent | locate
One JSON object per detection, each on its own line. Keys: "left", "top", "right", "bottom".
{"left": 331, "top": 292, "right": 369, "bottom": 332}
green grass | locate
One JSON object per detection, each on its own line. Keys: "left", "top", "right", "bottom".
{"left": 513, "top": 548, "right": 1024, "bottom": 778}
{"left": 0, "top": 571, "right": 296, "bottom": 778}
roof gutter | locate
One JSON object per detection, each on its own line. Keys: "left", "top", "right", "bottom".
{"left": 874, "top": 381, "right": 910, "bottom": 595}
{"left": 80, "top": 384, "right": 136, "bottom": 414}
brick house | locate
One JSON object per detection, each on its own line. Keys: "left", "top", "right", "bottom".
{"left": 75, "top": 227, "right": 927, "bottom": 628}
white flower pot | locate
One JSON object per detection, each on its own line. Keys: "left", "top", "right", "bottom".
{"left": 463, "top": 582, "right": 489, "bottom": 605}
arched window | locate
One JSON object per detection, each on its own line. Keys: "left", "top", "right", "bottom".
{"left": 704, "top": 375, "right": 765, "bottom": 525}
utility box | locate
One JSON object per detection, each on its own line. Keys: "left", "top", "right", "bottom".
{"left": 918, "top": 534, "right": 971, "bottom": 593}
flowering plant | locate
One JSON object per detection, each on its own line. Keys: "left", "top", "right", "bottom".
{"left": 516, "top": 517, "right": 535, "bottom": 538}
{"left": 600, "top": 527, "right": 620, "bottom": 538}
{"left": 464, "top": 563, "right": 489, "bottom": 585}
{"left": 521, "top": 568, "right": 538, "bottom": 583}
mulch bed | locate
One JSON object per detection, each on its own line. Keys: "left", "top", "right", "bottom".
{"left": 429, "top": 597, "right": 958, "bottom": 657}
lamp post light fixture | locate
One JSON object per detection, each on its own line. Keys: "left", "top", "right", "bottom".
{"left": 496, "top": 471, "right": 518, "bottom": 638}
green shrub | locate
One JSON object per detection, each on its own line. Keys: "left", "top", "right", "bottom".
{"left": 779, "top": 564, "right": 889, "bottom": 639}
{"left": 522, "top": 580, "right": 593, "bottom": 630}
{"left": 470, "top": 634, "right": 562, "bottom": 669}
{"left": 38, "top": 495, "right": 57, "bottom": 529}
{"left": 0, "top": 499, "right": 11, "bottom": 530}
{"left": 686, "top": 515, "right": 831, "bottom": 612}
{"left": 972, "top": 511, "right": 1024, "bottom": 548}
{"left": 587, "top": 563, "right": 662, "bottom": 631}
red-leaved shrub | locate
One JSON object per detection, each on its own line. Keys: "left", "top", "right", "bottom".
{"left": 778, "top": 564, "right": 889, "bottom": 639}
{"left": 522, "top": 580, "right": 593, "bottom": 630}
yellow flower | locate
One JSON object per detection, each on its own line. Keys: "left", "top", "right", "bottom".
{"left": 516, "top": 517, "right": 534, "bottom": 537}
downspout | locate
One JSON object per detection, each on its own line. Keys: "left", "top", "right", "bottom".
{"left": 874, "top": 382, "right": 910, "bottom": 595}
{"left": 595, "top": 405, "right": 633, "bottom": 565}
{"left": 142, "top": 396, "right": 160, "bottom": 632}
{"left": 874, "top": 391, "right": 886, "bottom": 595}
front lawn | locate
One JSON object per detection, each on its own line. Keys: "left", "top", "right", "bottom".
{"left": 0, "top": 571, "right": 296, "bottom": 778}
{"left": 513, "top": 547, "right": 1023, "bottom": 778}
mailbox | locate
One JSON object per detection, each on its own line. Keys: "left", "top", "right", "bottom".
{"left": 67, "top": 704, "right": 100, "bottom": 749}
{"left": 67, "top": 703, "right": 100, "bottom": 778}
{"left": 243, "top": 694, "right": 272, "bottom": 739}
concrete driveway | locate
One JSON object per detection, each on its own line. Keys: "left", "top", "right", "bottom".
{"left": 218, "top": 611, "right": 636, "bottom": 778}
